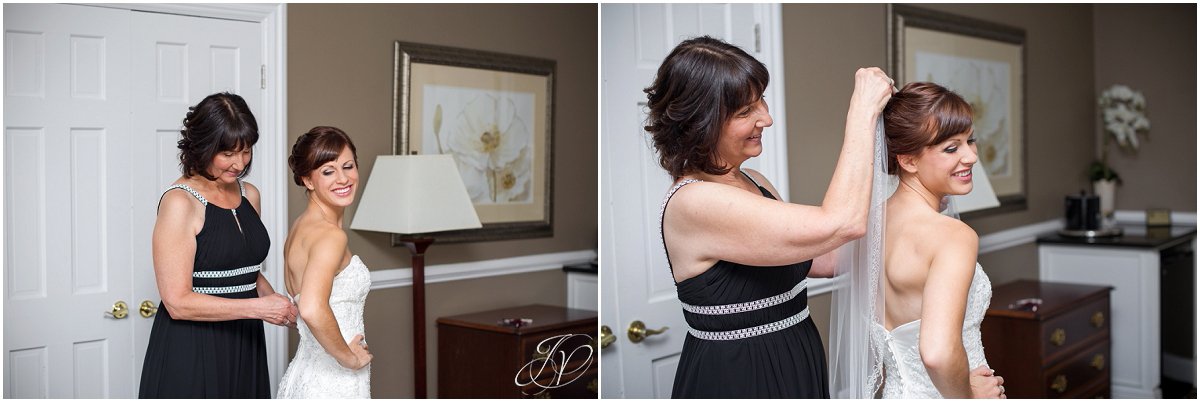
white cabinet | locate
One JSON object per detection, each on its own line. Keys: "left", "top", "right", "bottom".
{"left": 1038, "top": 226, "right": 1196, "bottom": 399}
{"left": 1039, "top": 244, "right": 1160, "bottom": 398}
{"left": 565, "top": 263, "right": 598, "bottom": 311}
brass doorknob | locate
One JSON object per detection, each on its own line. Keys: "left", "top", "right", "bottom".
{"left": 600, "top": 325, "right": 616, "bottom": 349}
{"left": 139, "top": 300, "right": 158, "bottom": 318}
{"left": 627, "top": 320, "right": 668, "bottom": 344}
{"left": 105, "top": 301, "right": 128, "bottom": 319}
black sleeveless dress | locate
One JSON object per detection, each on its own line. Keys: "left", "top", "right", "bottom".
{"left": 663, "top": 174, "right": 830, "bottom": 398}
{"left": 139, "top": 180, "right": 272, "bottom": 398}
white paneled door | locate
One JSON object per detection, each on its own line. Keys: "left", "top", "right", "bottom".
{"left": 600, "top": 4, "right": 786, "bottom": 398}
{"left": 4, "top": 4, "right": 263, "bottom": 398}
{"left": 128, "top": 10, "right": 262, "bottom": 388}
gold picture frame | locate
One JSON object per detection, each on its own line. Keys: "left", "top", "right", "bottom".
{"left": 392, "top": 41, "right": 555, "bottom": 243}
{"left": 889, "top": 5, "right": 1028, "bottom": 218}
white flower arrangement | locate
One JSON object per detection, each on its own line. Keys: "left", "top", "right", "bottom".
{"left": 1098, "top": 84, "right": 1150, "bottom": 150}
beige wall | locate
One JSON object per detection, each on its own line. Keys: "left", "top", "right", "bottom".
{"left": 286, "top": 3, "right": 597, "bottom": 398}
{"left": 1093, "top": 4, "right": 1197, "bottom": 212}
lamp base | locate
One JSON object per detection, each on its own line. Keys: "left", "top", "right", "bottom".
{"left": 399, "top": 237, "right": 434, "bottom": 399}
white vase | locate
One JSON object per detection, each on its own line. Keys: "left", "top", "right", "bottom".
{"left": 1093, "top": 179, "right": 1117, "bottom": 219}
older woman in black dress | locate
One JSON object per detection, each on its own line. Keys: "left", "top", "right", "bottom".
{"left": 139, "top": 92, "right": 297, "bottom": 398}
{"left": 648, "top": 36, "right": 892, "bottom": 398}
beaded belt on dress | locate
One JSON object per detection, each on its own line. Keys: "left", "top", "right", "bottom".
{"left": 683, "top": 278, "right": 810, "bottom": 341}
{"left": 192, "top": 264, "right": 260, "bottom": 294}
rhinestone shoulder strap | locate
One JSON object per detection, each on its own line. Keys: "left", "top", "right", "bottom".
{"left": 659, "top": 179, "right": 702, "bottom": 273}
{"left": 162, "top": 184, "right": 209, "bottom": 206}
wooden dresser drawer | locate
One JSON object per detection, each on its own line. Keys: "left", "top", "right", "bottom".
{"left": 1040, "top": 296, "right": 1110, "bottom": 361}
{"left": 521, "top": 326, "right": 594, "bottom": 363}
{"left": 1044, "top": 340, "right": 1111, "bottom": 398}
{"left": 983, "top": 280, "right": 1113, "bottom": 398}
{"left": 519, "top": 366, "right": 598, "bottom": 399}
{"left": 438, "top": 304, "right": 598, "bottom": 398}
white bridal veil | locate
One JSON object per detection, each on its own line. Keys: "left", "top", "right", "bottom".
{"left": 827, "top": 118, "right": 890, "bottom": 398}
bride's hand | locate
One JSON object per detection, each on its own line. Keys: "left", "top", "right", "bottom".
{"left": 969, "top": 365, "right": 1006, "bottom": 398}
{"left": 338, "top": 334, "right": 373, "bottom": 370}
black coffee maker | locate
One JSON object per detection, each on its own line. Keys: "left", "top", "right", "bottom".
{"left": 1064, "top": 191, "right": 1101, "bottom": 231}
{"left": 1059, "top": 191, "right": 1121, "bottom": 237}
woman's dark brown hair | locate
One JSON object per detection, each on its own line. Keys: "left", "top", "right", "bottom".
{"left": 178, "top": 92, "right": 259, "bottom": 180}
{"left": 644, "top": 36, "right": 769, "bottom": 178}
{"left": 288, "top": 126, "right": 359, "bottom": 187}
{"left": 882, "top": 82, "right": 974, "bottom": 175}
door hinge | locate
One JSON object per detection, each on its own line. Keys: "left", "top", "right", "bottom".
{"left": 260, "top": 65, "right": 266, "bottom": 89}
{"left": 754, "top": 24, "right": 761, "bottom": 53}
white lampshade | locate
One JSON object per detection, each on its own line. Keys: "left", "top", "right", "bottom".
{"left": 350, "top": 154, "right": 482, "bottom": 235}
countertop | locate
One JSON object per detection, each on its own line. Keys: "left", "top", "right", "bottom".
{"left": 1037, "top": 224, "right": 1196, "bottom": 250}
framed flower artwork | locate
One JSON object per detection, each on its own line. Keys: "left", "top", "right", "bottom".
{"left": 392, "top": 41, "right": 555, "bottom": 243}
{"left": 888, "top": 5, "right": 1027, "bottom": 218}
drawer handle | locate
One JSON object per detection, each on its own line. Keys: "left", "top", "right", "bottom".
{"left": 1091, "top": 311, "right": 1105, "bottom": 328}
{"left": 1091, "top": 353, "right": 1105, "bottom": 370}
{"left": 1050, "top": 328, "right": 1067, "bottom": 346}
{"left": 1051, "top": 374, "right": 1068, "bottom": 393}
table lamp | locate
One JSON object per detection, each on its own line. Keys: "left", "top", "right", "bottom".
{"left": 350, "top": 154, "right": 481, "bottom": 398}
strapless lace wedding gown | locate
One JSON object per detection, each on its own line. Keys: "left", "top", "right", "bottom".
{"left": 277, "top": 255, "right": 372, "bottom": 399}
{"left": 878, "top": 263, "right": 992, "bottom": 398}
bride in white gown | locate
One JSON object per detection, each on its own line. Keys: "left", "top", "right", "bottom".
{"left": 877, "top": 82, "right": 1004, "bottom": 399}
{"left": 277, "top": 127, "right": 372, "bottom": 398}
{"left": 828, "top": 82, "right": 1005, "bottom": 399}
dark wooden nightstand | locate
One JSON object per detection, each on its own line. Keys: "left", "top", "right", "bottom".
{"left": 981, "top": 280, "right": 1113, "bottom": 398}
{"left": 437, "top": 304, "right": 598, "bottom": 398}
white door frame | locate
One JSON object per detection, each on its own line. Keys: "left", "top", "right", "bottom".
{"left": 90, "top": 2, "right": 290, "bottom": 393}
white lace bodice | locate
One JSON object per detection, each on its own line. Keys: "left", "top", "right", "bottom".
{"left": 277, "top": 255, "right": 372, "bottom": 399}
{"left": 879, "top": 262, "right": 992, "bottom": 399}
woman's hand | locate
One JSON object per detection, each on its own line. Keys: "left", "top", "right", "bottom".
{"left": 969, "top": 365, "right": 1006, "bottom": 398}
{"left": 257, "top": 293, "right": 297, "bottom": 326}
{"left": 848, "top": 67, "right": 895, "bottom": 120}
{"left": 337, "top": 334, "right": 373, "bottom": 370}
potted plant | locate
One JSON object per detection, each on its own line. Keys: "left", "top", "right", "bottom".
{"left": 1093, "top": 84, "right": 1150, "bottom": 219}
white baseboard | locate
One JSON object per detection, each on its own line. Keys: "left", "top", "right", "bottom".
{"left": 1163, "top": 353, "right": 1196, "bottom": 385}
{"left": 369, "top": 249, "right": 597, "bottom": 290}
{"left": 1114, "top": 210, "right": 1197, "bottom": 226}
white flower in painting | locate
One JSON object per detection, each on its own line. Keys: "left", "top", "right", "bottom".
{"left": 493, "top": 148, "right": 532, "bottom": 203}
{"left": 445, "top": 93, "right": 531, "bottom": 172}
{"left": 443, "top": 92, "right": 533, "bottom": 203}
{"left": 450, "top": 154, "right": 490, "bottom": 203}
{"left": 947, "top": 62, "right": 1010, "bottom": 177}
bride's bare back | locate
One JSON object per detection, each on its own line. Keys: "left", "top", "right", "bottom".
{"left": 282, "top": 211, "right": 351, "bottom": 298}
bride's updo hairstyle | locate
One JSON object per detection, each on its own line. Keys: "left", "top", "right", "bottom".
{"left": 288, "top": 126, "right": 358, "bottom": 188}
{"left": 882, "top": 82, "right": 974, "bottom": 175}
{"left": 644, "top": 36, "right": 769, "bottom": 179}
